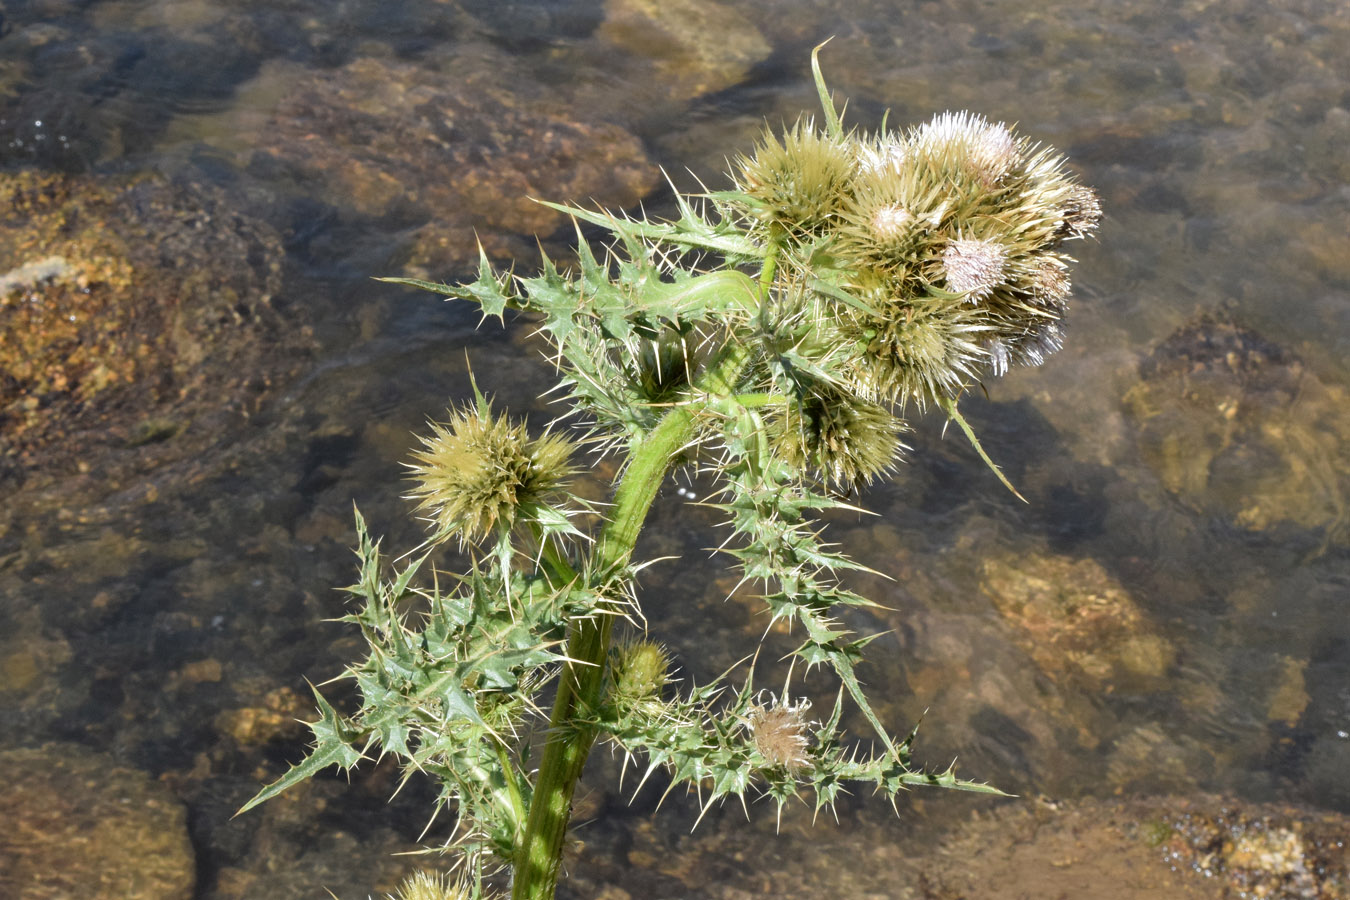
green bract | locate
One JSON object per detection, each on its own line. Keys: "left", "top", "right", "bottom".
{"left": 242, "top": 46, "right": 1102, "bottom": 900}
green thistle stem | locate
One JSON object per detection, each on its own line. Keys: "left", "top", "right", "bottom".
{"left": 511, "top": 331, "right": 756, "bottom": 900}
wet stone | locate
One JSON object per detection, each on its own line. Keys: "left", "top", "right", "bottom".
{"left": 1156, "top": 797, "right": 1350, "bottom": 900}
{"left": 1123, "top": 314, "right": 1350, "bottom": 550}
{"left": 596, "top": 0, "right": 772, "bottom": 101}
{"left": 215, "top": 685, "right": 307, "bottom": 745}
{"left": 0, "top": 170, "right": 309, "bottom": 485}
{"left": 243, "top": 52, "right": 659, "bottom": 269}
{"left": 979, "top": 549, "right": 1175, "bottom": 692}
{"left": 0, "top": 744, "right": 195, "bottom": 900}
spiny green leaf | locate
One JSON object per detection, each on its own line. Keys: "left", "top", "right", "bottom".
{"left": 236, "top": 687, "right": 365, "bottom": 815}
{"left": 536, "top": 200, "right": 764, "bottom": 259}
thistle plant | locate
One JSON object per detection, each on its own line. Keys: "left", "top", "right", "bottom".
{"left": 240, "top": 47, "right": 1101, "bottom": 900}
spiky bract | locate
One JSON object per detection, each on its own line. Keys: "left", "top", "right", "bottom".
{"left": 406, "top": 399, "right": 577, "bottom": 545}
{"left": 768, "top": 387, "right": 907, "bottom": 488}
{"left": 735, "top": 120, "right": 856, "bottom": 238}
{"left": 391, "top": 871, "right": 479, "bottom": 900}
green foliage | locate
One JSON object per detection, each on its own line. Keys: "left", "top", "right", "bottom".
{"left": 245, "top": 45, "right": 1101, "bottom": 900}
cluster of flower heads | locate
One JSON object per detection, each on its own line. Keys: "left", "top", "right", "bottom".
{"left": 739, "top": 109, "right": 1096, "bottom": 407}
{"left": 731, "top": 109, "right": 1099, "bottom": 486}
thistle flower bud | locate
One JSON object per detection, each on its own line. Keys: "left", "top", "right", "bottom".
{"left": 852, "top": 292, "right": 991, "bottom": 408}
{"left": 390, "top": 870, "right": 477, "bottom": 900}
{"left": 406, "top": 400, "right": 577, "bottom": 545}
{"left": 608, "top": 638, "right": 671, "bottom": 709}
{"left": 770, "top": 388, "right": 907, "bottom": 488}
{"left": 634, "top": 327, "right": 696, "bottom": 403}
{"left": 735, "top": 120, "right": 855, "bottom": 237}
{"left": 746, "top": 696, "right": 812, "bottom": 772}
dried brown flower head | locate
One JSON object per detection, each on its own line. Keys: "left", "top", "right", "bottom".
{"left": 747, "top": 697, "right": 812, "bottom": 772}
{"left": 1060, "top": 183, "right": 1103, "bottom": 239}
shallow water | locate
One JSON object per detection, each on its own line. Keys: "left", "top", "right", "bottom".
{"left": 2, "top": 0, "right": 1348, "bottom": 897}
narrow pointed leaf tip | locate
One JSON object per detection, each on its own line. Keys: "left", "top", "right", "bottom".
{"left": 940, "top": 396, "right": 1027, "bottom": 502}
{"left": 811, "top": 40, "right": 844, "bottom": 141}
{"left": 235, "top": 686, "right": 364, "bottom": 816}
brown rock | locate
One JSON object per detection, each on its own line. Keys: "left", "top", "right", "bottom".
{"left": 241, "top": 51, "right": 659, "bottom": 268}
{"left": 0, "top": 745, "right": 195, "bottom": 900}
{"left": 216, "top": 686, "right": 307, "bottom": 745}
{"left": 1124, "top": 314, "right": 1350, "bottom": 550}
{"left": 0, "top": 170, "right": 308, "bottom": 482}
{"left": 597, "top": 0, "right": 771, "bottom": 101}
{"left": 980, "top": 549, "right": 1174, "bottom": 692}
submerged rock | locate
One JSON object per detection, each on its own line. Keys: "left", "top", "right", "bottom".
{"left": 596, "top": 0, "right": 772, "bottom": 101}
{"left": 0, "top": 744, "right": 195, "bottom": 900}
{"left": 1154, "top": 797, "right": 1350, "bottom": 899}
{"left": 1124, "top": 314, "right": 1350, "bottom": 550}
{"left": 980, "top": 549, "right": 1175, "bottom": 692}
{"left": 240, "top": 51, "right": 658, "bottom": 268}
{"left": 0, "top": 170, "right": 308, "bottom": 483}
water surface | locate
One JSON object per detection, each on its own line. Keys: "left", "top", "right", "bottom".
{"left": 2, "top": 0, "right": 1348, "bottom": 897}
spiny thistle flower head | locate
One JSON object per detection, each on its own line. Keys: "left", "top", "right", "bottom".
{"left": 841, "top": 285, "right": 991, "bottom": 408}
{"left": 607, "top": 637, "right": 671, "bottom": 709}
{"left": 831, "top": 162, "right": 949, "bottom": 276}
{"left": 734, "top": 119, "right": 855, "bottom": 237}
{"left": 870, "top": 203, "right": 913, "bottom": 242}
{"left": 746, "top": 695, "right": 812, "bottom": 772}
{"left": 911, "top": 110, "right": 1021, "bottom": 187}
{"left": 1060, "top": 183, "right": 1104, "bottom": 239}
{"left": 729, "top": 103, "right": 1101, "bottom": 402}
{"left": 389, "top": 870, "right": 481, "bottom": 900}
{"left": 770, "top": 388, "right": 907, "bottom": 488}
{"left": 406, "top": 396, "right": 577, "bottom": 545}
{"left": 1026, "top": 255, "right": 1071, "bottom": 306}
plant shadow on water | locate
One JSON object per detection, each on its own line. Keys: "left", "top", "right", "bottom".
{"left": 2, "top": 0, "right": 1350, "bottom": 898}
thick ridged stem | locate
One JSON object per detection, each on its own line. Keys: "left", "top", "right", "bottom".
{"left": 510, "top": 340, "right": 753, "bottom": 900}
